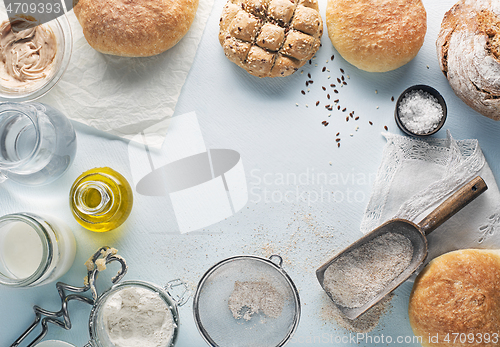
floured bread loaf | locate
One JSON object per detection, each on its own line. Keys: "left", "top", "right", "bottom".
{"left": 73, "top": 0, "right": 199, "bottom": 57}
{"left": 409, "top": 249, "right": 500, "bottom": 347}
{"left": 326, "top": 0, "right": 427, "bottom": 72}
{"left": 219, "top": 0, "right": 323, "bottom": 78}
{"left": 437, "top": 0, "right": 500, "bottom": 120}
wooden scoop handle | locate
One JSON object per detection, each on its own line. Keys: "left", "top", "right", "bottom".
{"left": 419, "top": 176, "right": 487, "bottom": 236}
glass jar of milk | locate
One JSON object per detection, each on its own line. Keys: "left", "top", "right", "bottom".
{"left": 0, "top": 213, "right": 76, "bottom": 287}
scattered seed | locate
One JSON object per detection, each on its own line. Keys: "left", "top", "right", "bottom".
{"left": 375, "top": 90, "right": 378, "bottom": 94}
{"left": 322, "top": 67, "right": 326, "bottom": 72}
{"left": 334, "top": 89, "right": 339, "bottom": 93}
{"left": 301, "top": 90, "right": 305, "bottom": 95}
{"left": 338, "top": 143, "right": 341, "bottom": 148}
{"left": 309, "top": 60, "right": 312, "bottom": 65}
{"left": 327, "top": 69, "right": 330, "bottom": 72}
{"left": 306, "top": 104, "right": 309, "bottom": 107}
{"left": 328, "top": 107, "right": 333, "bottom": 111}
{"left": 355, "top": 116, "right": 359, "bottom": 120}
{"left": 426, "top": 65, "right": 430, "bottom": 69}
{"left": 300, "top": 70, "right": 304, "bottom": 74}
{"left": 335, "top": 138, "right": 341, "bottom": 142}
{"left": 350, "top": 134, "right": 354, "bottom": 137}
{"left": 328, "top": 76, "right": 331, "bottom": 79}
{"left": 343, "top": 81, "right": 347, "bottom": 85}
{"left": 369, "top": 121, "right": 373, "bottom": 125}
{"left": 331, "top": 55, "right": 334, "bottom": 60}
{"left": 340, "top": 68, "right": 345, "bottom": 74}
{"left": 384, "top": 125, "right": 388, "bottom": 131}
{"left": 330, "top": 84, "right": 335, "bottom": 88}
{"left": 337, "top": 105, "right": 341, "bottom": 110}
{"left": 309, "top": 80, "right": 314, "bottom": 84}
{"left": 295, "top": 103, "right": 299, "bottom": 107}
{"left": 307, "top": 88, "right": 310, "bottom": 92}
{"left": 356, "top": 126, "right": 359, "bottom": 131}
{"left": 306, "top": 81, "right": 309, "bottom": 87}
{"left": 342, "top": 108, "right": 347, "bottom": 112}
{"left": 376, "top": 106, "right": 379, "bottom": 109}
{"left": 325, "top": 104, "right": 331, "bottom": 109}
{"left": 346, "top": 116, "right": 349, "bottom": 122}
{"left": 327, "top": 94, "right": 330, "bottom": 99}
{"left": 334, "top": 99, "right": 339, "bottom": 103}
{"left": 347, "top": 75, "right": 350, "bottom": 79}
{"left": 391, "top": 96, "right": 395, "bottom": 102}
{"left": 316, "top": 101, "right": 320, "bottom": 106}
{"left": 337, "top": 78, "right": 341, "bottom": 83}
{"left": 308, "top": 73, "right": 311, "bottom": 78}
{"left": 336, "top": 132, "right": 340, "bottom": 136}
{"left": 328, "top": 114, "right": 331, "bottom": 117}
{"left": 341, "top": 75, "right": 345, "bottom": 81}
{"left": 322, "top": 86, "right": 326, "bottom": 91}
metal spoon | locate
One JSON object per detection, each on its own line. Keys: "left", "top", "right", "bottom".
{"left": 316, "top": 176, "right": 488, "bottom": 320}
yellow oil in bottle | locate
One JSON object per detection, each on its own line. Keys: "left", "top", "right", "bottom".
{"left": 69, "top": 167, "right": 133, "bottom": 232}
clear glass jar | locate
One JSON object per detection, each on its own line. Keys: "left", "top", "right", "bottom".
{"left": 0, "top": 212, "right": 76, "bottom": 287}
{"left": 0, "top": 102, "right": 77, "bottom": 185}
{"left": 70, "top": 168, "right": 133, "bottom": 232}
{"left": 86, "top": 280, "right": 189, "bottom": 347}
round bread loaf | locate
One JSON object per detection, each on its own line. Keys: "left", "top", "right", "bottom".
{"left": 325, "top": 0, "right": 426, "bottom": 72}
{"left": 218, "top": 0, "right": 323, "bottom": 78}
{"left": 437, "top": 0, "right": 500, "bottom": 120}
{"left": 73, "top": 0, "right": 199, "bottom": 57}
{"left": 409, "top": 249, "right": 500, "bottom": 347}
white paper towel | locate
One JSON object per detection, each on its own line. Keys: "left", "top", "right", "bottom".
{"left": 40, "top": 0, "right": 215, "bottom": 148}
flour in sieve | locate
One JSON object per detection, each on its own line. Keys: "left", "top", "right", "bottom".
{"left": 323, "top": 232, "right": 413, "bottom": 308}
{"left": 228, "top": 281, "right": 284, "bottom": 321}
{"left": 102, "top": 286, "right": 176, "bottom": 347}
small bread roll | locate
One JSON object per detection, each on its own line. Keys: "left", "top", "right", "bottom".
{"left": 218, "top": 0, "right": 323, "bottom": 78}
{"left": 73, "top": 0, "right": 199, "bottom": 57}
{"left": 409, "top": 249, "right": 500, "bottom": 347}
{"left": 437, "top": 0, "right": 500, "bottom": 120}
{"left": 326, "top": 0, "right": 427, "bottom": 72}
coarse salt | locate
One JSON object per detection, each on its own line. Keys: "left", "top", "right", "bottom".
{"left": 398, "top": 90, "right": 443, "bottom": 135}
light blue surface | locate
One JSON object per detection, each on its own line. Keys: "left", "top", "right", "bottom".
{"left": 2, "top": 0, "right": 500, "bottom": 346}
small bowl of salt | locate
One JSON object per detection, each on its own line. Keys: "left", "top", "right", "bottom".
{"left": 395, "top": 85, "right": 447, "bottom": 136}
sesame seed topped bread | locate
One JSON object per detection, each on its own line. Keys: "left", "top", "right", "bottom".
{"left": 437, "top": 0, "right": 500, "bottom": 120}
{"left": 325, "top": 0, "right": 427, "bottom": 72}
{"left": 219, "top": 0, "right": 323, "bottom": 78}
{"left": 409, "top": 249, "right": 500, "bottom": 347}
{"left": 73, "top": 0, "right": 199, "bottom": 57}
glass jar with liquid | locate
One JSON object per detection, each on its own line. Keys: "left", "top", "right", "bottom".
{"left": 0, "top": 212, "right": 76, "bottom": 287}
{"left": 69, "top": 168, "right": 133, "bottom": 232}
{"left": 0, "top": 102, "right": 77, "bottom": 185}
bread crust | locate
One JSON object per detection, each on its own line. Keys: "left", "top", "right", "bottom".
{"left": 74, "top": 0, "right": 199, "bottom": 57}
{"left": 218, "top": 0, "right": 322, "bottom": 78}
{"left": 437, "top": 0, "right": 500, "bottom": 120}
{"left": 325, "top": 0, "right": 426, "bottom": 73}
{"left": 409, "top": 249, "right": 500, "bottom": 347}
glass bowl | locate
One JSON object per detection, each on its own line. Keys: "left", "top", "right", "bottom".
{"left": 193, "top": 255, "right": 301, "bottom": 347}
{"left": 394, "top": 84, "right": 447, "bottom": 137}
{"left": 0, "top": 10, "right": 72, "bottom": 102}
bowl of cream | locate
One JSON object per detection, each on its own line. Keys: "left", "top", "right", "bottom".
{"left": 0, "top": 11, "right": 72, "bottom": 102}
{"left": 87, "top": 280, "right": 190, "bottom": 347}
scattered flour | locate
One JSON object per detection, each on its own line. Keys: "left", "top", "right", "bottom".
{"left": 102, "top": 286, "right": 175, "bottom": 347}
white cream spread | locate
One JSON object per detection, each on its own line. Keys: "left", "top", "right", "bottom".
{"left": 102, "top": 286, "right": 175, "bottom": 347}
{"left": 0, "top": 18, "right": 57, "bottom": 89}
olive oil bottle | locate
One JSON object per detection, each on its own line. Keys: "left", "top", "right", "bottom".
{"left": 70, "top": 167, "right": 133, "bottom": 232}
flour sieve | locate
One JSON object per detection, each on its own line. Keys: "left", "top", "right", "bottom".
{"left": 193, "top": 255, "right": 300, "bottom": 347}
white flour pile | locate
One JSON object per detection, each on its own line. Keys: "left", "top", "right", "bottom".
{"left": 102, "top": 286, "right": 175, "bottom": 347}
{"left": 323, "top": 232, "right": 413, "bottom": 308}
{"left": 228, "top": 281, "right": 284, "bottom": 321}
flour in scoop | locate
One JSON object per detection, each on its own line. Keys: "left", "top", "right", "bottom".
{"left": 102, "top": 286, "right": 175, "bottom": 347}
{"left": 323, "top": 232, "right": 413, "bottom": 308}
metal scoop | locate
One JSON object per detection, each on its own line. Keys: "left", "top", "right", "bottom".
{"left": 316, "top": 176, "right": 487, "bottom": 320}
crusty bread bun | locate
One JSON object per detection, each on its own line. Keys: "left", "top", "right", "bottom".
{"left": 218, "top": 0, "right": 323, "bottom": 78}
{"left": 73, "top": 0, "right": 199, "bottom": 57}
{"left": 326, "top": 0, "right": 427, "bottom": 72}
{"left": 409, "top": 249, "right": 500, "bottom": 347}
{"left": 437, "top": 0, "right": 500, "bottom": 121}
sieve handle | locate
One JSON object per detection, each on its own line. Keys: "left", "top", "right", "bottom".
{"left": 269, "top": 254, "right": 283, "bottom": 267}
{"left": 164, "top": 279, "right": 191, "bottom": 307}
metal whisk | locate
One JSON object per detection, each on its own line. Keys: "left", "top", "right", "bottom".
{"left": 10, "top": 246, "right": 128, "bottom": 347}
